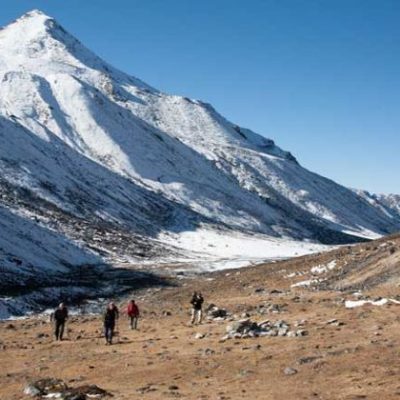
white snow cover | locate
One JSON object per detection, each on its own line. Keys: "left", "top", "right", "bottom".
{"left": 291, "top": 279, "right": 324, "bottom": 288}
{"left": 0, "top": 10, "right": 400, "bottom": 317}
{"left": 344, "top": 298, "right": 399, "bottom": 308}
{"left": 355, "top": 190, "right": 400, "bottom": 219}
{"left": 310, "top": 260, "right": 336, "bottom": 275}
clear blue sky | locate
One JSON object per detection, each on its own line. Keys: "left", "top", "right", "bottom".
{"left": 1, "top": 1, "right": 399, "bottom": 194}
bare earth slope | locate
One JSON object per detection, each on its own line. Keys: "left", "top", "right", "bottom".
{"left": 1, "top": 235, "right": 400, "bottom": 400}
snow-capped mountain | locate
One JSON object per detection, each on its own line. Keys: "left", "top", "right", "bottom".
{"left": 377, "top": 194, "right": 400, "bottom": 216}
{"left": 1, "top": 10, "right": 399, "bottom": 316}
{"left": 354, "top": 190, "right": 400, "bottom": 220}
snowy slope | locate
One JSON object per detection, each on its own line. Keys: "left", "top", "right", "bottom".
{"left": 1, "top": 10, "right": 400, "bottom": 316}
{"left": 354, "top": 190, "right": 400, "bottom": 220}
{"left": 377, "top": 194, "right": 400, "bottom": 216}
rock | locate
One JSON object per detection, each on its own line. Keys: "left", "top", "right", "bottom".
{"left": 63, "top": 393, "right": 86, "bottom": 400}
{"left": 75, "top": 384, "right": 111, "bottom": 397}
{"left": 202, "top": 348, "right": 215, "bottom": 356}
{"left": 194, "top": 333, "right": 205, "bottom": 339}
{"left": 277, "top": 328, "right": 288, "bottom": 336}
{"left": 238, "top": 369, "right": 253, "bottom": 377}
{"left": 297, "top": 356, "right": 321, "bottom": 364}
{"left": 284, "top": 367, "right": 298, "bottom": 375}
{"left": 68, "top": 376, "right": 85, "bottom": 383}
{"left": 137, "top": 384, "right": 157, "bottom": 394}
{"left": 326, "top": 318, "right": 338, "bottom": 324}
{"left": 5, "top": 323, "right": 16, "bottom": 330}
{"left": 24, "top": 378, "right": 111, "bottom": 399}
{"left": 169, "top": 385, "right": 179, "bottom": 391}
{"left": 326, "top": 319, "right": 344, "bottom": 327}
{"left": 61, "top": 384, "right": 111, "bottom": 399}
{"left": 206, "top": 305, "right": 228, "bottom": 320}
{"left": 24, "top": 384, "right": 42, "bottom": 397}
{"left": 24, "top": 378, "right": 68, "bottom": 397}
{"left": 224, "top": 318, "right": 300, "bottom": 340}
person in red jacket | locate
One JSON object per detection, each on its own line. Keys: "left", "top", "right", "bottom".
{"left": 127, "top": 299, "right": 140, "bottom": 330}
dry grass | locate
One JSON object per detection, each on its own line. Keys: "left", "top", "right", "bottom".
{"left": 1, "top": 234, "right": 400, "bottom": 400}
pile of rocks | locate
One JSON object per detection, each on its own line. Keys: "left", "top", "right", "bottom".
{"left": 256, "top": 303, "right": 287, "bottom": 315}
{"left": 206, "top": 304, "right": 229, "bottom": 321}
{"left": 24, "top": 378, "right": 111, "bottom": 399}
{"left": 222, "top": 319, "right": 308, "bottom": 340}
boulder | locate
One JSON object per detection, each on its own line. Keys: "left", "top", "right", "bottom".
{"left": 284, "top": 367, "right": 298, "bottom": 376}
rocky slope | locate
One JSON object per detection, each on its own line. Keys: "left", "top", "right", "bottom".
{"left": 355, "top": 190, "right": 400, "bottom": 220}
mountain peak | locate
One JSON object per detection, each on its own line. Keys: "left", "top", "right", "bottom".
{"left": 5, "top": 9, "right": 56, "bottom": 34}
{"left": 0, "top": 10, "right": 153, "bottom": 91}
{"left": 20, "top": 9, "right": 54, "bottom": 21}
{"left": 0, "top": 9, "right": 98, "bottom": 75}
{"left": 0, "top": 9, "right": 65, "bottom": 45}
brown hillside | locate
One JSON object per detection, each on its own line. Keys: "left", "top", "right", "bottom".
{"left": 1, "top": 234, "right": 400, "bottom": 400}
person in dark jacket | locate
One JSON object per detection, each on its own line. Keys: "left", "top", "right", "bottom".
{"left": 190, "top": 292, "right": 204, "bottom": 324}
{"left": 103, "top": 302, "right": 119, "bottom": 345}
{"left": 127, "top": 299, "right": 140, "bottom": 330}
{"left": 52, "top": 302, "right": 68, "bottom": 341}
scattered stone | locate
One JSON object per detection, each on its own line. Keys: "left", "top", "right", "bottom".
{"left": 24, "top": 385, "right": 42, "bottom": 397}
{"left": 297, "top": 355, "right": 322, "bottom": 365}
{"left": 326, "top": 319, "right": 338, "bottom": 324}
{"left": 206, "top": 305, "right": 229, "bottom": 320}
{"left": 136, "top": 384, "right": 157, "bottom": 394}
{"left": 194, "top": 333, "right": 205, "bottom": 339}
{"left": 24, "top": 378, "right": 111, "bottom": 399}
{"left": 238, "top": 369, "right": 253, "bottom": 377}
{"left": 201, "top": 348, "right": 215, "bottom": 356}
{"left": 326, "top": 319, "right": 345, "bottom": 327}
{"left": 284, "top": 367, "right": 298, "bottom": 376}
{"left": 24, "top": 378, "right": 68, "bottom": 397}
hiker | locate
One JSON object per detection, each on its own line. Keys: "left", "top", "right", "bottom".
{"left": 103, "top": 302, "right": 119, "bottom": 345}
{"left": 190, "top": 292, "right": 204, "bottom": 324}
{"left": 52, "top": 302, "right": 68, "bottom": 341}
{"left": 127, "top": 299, "right": 140, "bottom": 330}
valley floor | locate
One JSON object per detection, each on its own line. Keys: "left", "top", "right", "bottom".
{"left": 1, "top": 235, "right": 400, "bottom": 400}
